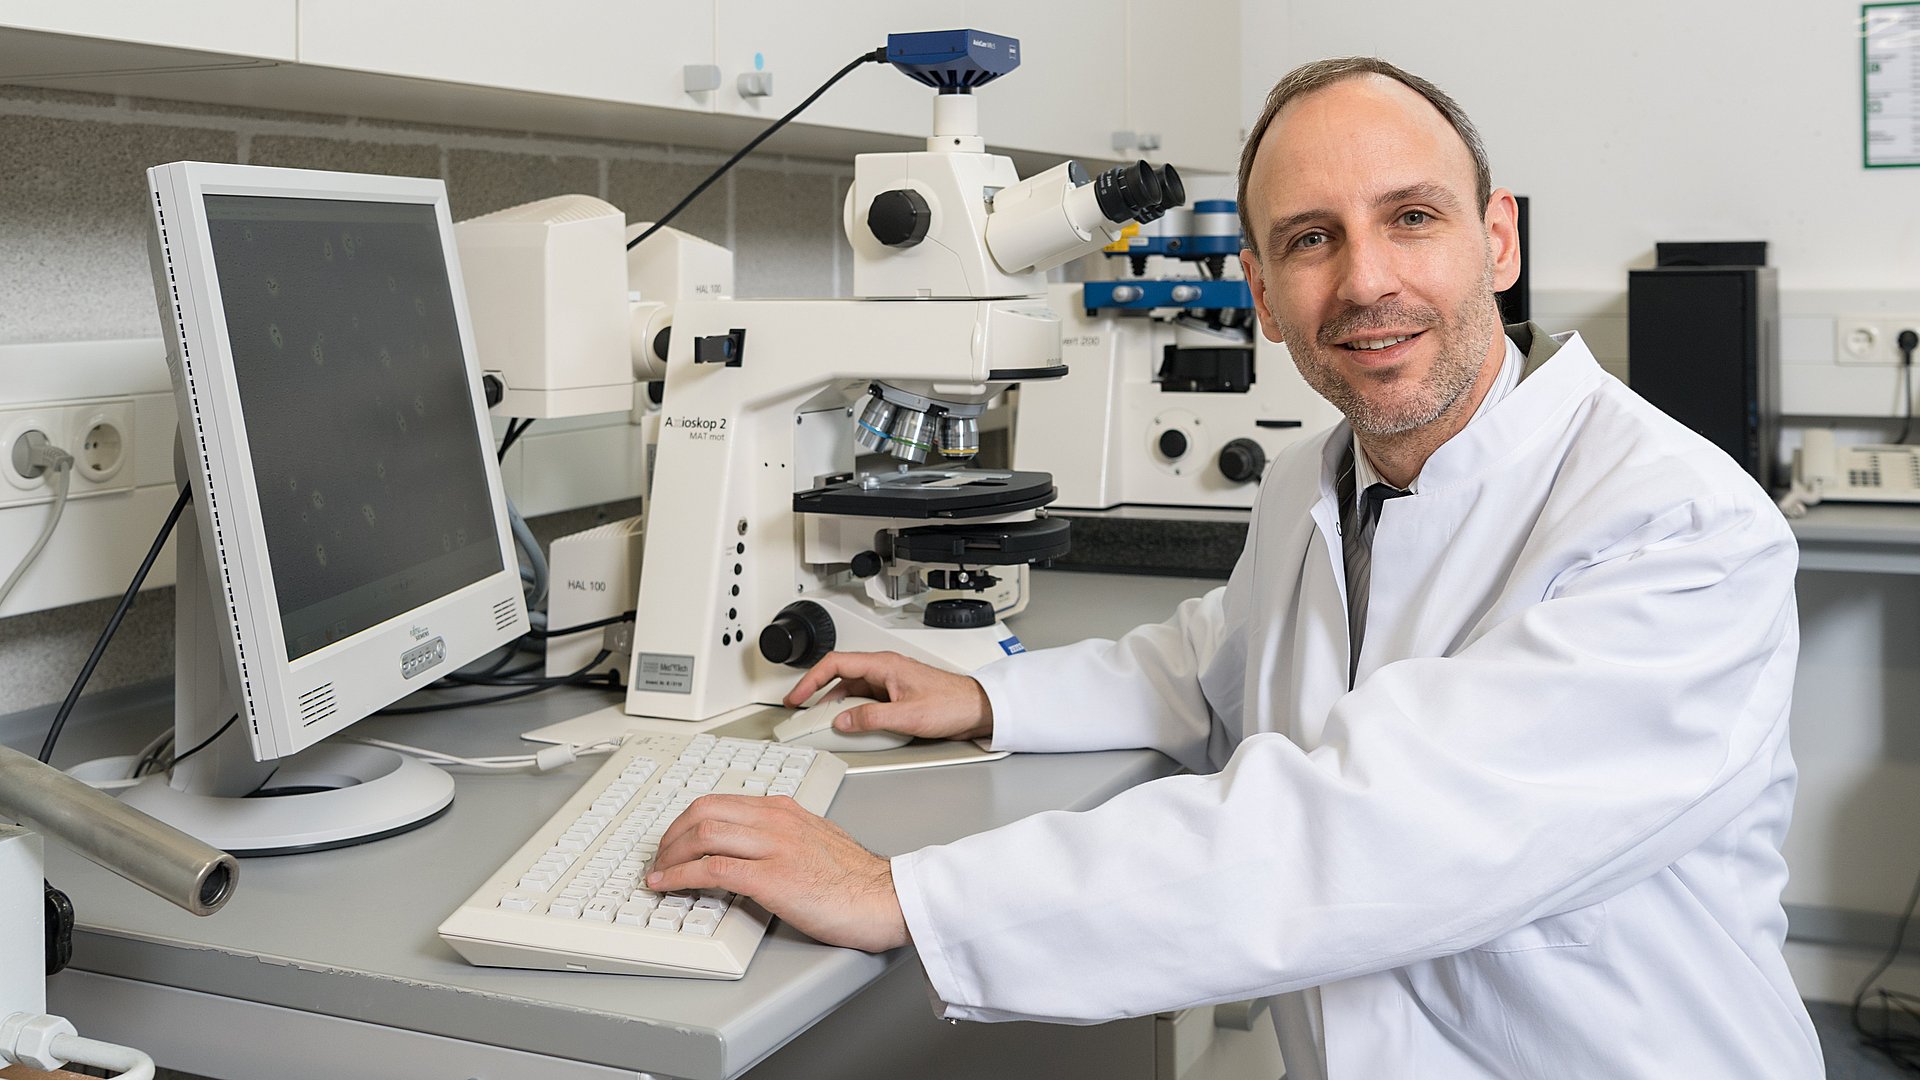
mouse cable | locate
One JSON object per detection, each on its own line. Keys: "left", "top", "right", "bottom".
{"left": 626, "top": 46, "right": 887, "bottom": 252}
{"left": 38, "top": 485, "right": 192, "bottom": 764}
{"left": 350, "top": 734, "right": 624, "bottom": 773}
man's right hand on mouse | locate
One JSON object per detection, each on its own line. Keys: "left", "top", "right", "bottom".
{"left": 784, "top": 651, "right": 994, "bottom": 743}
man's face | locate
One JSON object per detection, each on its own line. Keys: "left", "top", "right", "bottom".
{"left": 1238, "top": 75, "right": 1520, "bottom": 438}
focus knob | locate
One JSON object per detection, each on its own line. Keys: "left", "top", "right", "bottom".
{"left": 1218, "top": 437, "right": 1266, "bottom": 483}
{"left": 868, "top": 189, "right": 931, "bottom": 248}
{"left": 759, "top": 601, "right": 836, "bottom": 667}
{"left": 1158, "top": 428, "right": 1189, "bottom": 460}
{"left": 923, "top": 598, "right": 996, "bottom": 630}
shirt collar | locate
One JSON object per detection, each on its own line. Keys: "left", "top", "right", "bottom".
{"left": 1351, "top": 333, "right": 1525, "bottom": 506}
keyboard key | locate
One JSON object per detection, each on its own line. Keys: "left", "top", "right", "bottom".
{"left": 498, "top": 890, "right": 542, "bottom": 912}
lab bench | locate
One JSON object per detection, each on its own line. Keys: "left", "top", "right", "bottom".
{"left": 14, "top": 571, "right": 1277, "bottom": 1080}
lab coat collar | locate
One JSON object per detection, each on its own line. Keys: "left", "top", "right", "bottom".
{"left": 1315, "top": 324, "right": 1602, "bottom": 500}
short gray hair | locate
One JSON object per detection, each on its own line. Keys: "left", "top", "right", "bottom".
{"left": 1238, "top": 58, "right": 1491, "bottom": 258}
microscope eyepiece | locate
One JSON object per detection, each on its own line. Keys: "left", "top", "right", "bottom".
{"left": 1092, "top": 161, "right": 1186, "bottom": 226}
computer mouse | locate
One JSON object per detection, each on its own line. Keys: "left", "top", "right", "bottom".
{"left": 772, "top": 696, "right": 914, "bottom": 753}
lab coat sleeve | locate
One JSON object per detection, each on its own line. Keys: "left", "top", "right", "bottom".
{"left": 894, "top": 490, "right": 1798, "bottom": 1024}
{"left": 969, "top": 581, "right": 1233, "bottom": 773}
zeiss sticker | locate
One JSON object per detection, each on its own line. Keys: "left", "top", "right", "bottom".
{"left": 638, "top": 653, "right": 695, "bottom": 694}
{"left": 998, "top": 636, "right": 1025, "bottom": 656}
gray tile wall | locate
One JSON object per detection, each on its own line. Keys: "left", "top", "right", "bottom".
{"left": 0, "top": 85, "right": 852, "bottom": 716}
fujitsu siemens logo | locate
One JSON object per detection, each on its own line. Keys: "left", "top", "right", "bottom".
{"left": 409, "top": 625, "right": 430, "bottom": 641}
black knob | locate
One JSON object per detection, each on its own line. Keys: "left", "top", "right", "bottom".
{"left": 850, "top": 550, "right": 883, "bottom": 578}
{"left": 758, "top": 601, "right": 836, "bottom": 667}
{"left": 646, "top": 380, "right": 665, "bottom": 406}
{"left": 868, "top": 189, "right": 932, "bottom": 248}
{"left": 1218, "top": 438, "right": 1266, "bottom": 483}
{"left": 924, "top": 598, "right": 995, "bottom": 629}
{"left": 44, "top": 881, "right": 73, "bottom": 976}
{"left": 651, "top": 326, "right": 672, "bottom": 363}
{"left": 1158, "top": 428, "right": 1189, "bottom": 459}
{"left": 481, "top": 373, "right": 505, "bottom": 408}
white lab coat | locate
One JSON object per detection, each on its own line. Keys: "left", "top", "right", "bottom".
{"left": 891, "top": 330, "right": 1823, "bottom": 1079}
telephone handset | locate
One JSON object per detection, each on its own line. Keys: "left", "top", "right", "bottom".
{"left": 1778, "top": 429, "right": 1920, "bottom": 516}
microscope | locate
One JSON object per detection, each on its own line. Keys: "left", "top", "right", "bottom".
{"left": 623, "top": 30, "right": 1184, "bottom": 721}
{"left": 1013, "top": 201, "right": 1341, "bottom": 513}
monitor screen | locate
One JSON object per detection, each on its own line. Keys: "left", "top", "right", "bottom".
{"left": 202, "top": 194, "right": 503, "bottom": 660}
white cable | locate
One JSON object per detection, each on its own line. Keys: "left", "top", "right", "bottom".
{"left": 350, "top": 736, "right": 623, "bottom": 772}
{"left": 50, "top": 1031, "right": 156, "bottom": 1080}
{"left": 0, "top": 452, "right": 72, "bottom": 610}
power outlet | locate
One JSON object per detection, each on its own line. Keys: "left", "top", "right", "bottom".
{"left": 0, "top": 406, "right": 64, "bottom": 507}
{"left": 1836, "top": 314, "right": 1920, "bottom": 366}
{"left": 65, "top": 400, "right": 135, "bottom": 493}
{"left": 0, "top": 398, "right": 139, "bottom": 508}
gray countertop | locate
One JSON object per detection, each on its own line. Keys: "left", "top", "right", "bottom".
{"left": 1787, "top": 502, "right": 1920, "bottom": 573}
{"left": 32, "top": 570, "right": 1219, "bottom": 1080}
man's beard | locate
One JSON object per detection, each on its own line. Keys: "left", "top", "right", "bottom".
{"left": 1277, "top": 261, "right": 1498, "bottom": 438}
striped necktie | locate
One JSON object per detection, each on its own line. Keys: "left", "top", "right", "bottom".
{"left": 1337, "top": 449, "right": 1410, "bottom": 687}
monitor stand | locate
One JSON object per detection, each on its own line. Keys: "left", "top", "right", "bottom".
{"left": 117, "top": 496, "right": 454, "bottom": 857}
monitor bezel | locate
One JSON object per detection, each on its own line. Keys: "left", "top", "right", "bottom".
{"left": 149, "top": 161, "right": 528, "bottom": 761}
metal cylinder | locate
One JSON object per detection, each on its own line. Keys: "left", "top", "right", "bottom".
{"left": 1192, "top": 199, "right": 1238, "bottom": 242}
{"left": 887, "top": 407, "right": 935, "bottom": 464}
{"left": 854, "top": 394, "right": 896, "bottom": 453}
{"left": 0, "top": 744, "right": 237, "bottom": 917}
{"left": 937, "top": 415, "right": 979, "bottom": 458}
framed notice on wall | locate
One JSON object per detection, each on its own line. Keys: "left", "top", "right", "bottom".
{"left": 1865, "top": 2, "right": 1920, "bottom": 167}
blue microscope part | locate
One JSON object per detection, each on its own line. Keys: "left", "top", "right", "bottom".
{"left": 1185, "top": 234, "right": 1242, "bottom": 256}
{"left": 1083, "top": 279, "right": 1252, "bottom": 312}
{"left": 1109, "top": 234, "right": 1241, "bottom": 258}
{"left": 1193, "top": 199, "right": 1237, "bottom": 214}
{"left": 886, "top": 29, "right": 1020, "bottom": 92}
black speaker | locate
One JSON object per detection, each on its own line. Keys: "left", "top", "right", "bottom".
{"left": 1627, "top": 265, "right": 1779, "bottom": 487}
{"left": 1496, "top": 195, "right": 1529, "bottom": 325}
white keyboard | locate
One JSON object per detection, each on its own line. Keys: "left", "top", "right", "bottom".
{"left": 438, "top": 731, "right": 846, "bottom": 980}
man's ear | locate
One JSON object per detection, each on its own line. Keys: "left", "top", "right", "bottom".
{"left": 1485, "top": 189, "right": 1521, "bottom": 294}
{"left": 1239, "top": 247, "right": 1285, "bottom": 344}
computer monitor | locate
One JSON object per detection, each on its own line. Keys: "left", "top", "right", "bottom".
{"left": 127, "top": 161, "right": 530, "bottom": 856}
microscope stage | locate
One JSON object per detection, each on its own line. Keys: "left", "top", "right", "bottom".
{"left": 793, "top": 468, "right": 1056, "bottom": 519}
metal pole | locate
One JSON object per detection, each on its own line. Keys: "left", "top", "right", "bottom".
{"left": 0, "top": 745, "right": 234, "bottom": 917}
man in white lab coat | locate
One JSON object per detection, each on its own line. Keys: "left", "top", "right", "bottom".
{"left": 650, "top": 58, "right": 1823, "bottom": 1078}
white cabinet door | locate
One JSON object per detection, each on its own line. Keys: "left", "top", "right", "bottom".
{"left": 710, "top": 1, "right": 959, "bottom": 137}
{"left": 0, "top": 0, "right": 295, "bottom": 61}
{"left": 962, "top": 1, "right": 1128, "bottom": 164}
{"left": 1123, "top": 0, "right": 1243, "bottom": 174}
{"left": 297, "top": 0, "right": 715, "bottom": 111}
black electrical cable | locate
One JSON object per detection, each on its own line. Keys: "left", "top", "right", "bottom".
{"left": 1852, "top": 861, "right": 1920, "bottom": 1070}
{"left": 523, "top": 610, "right": 635, "bottom": 639}
{"left": 38, "top": 485, "right": 192, "bottom": 764}
{"left": 166, "top": 712, "right": 240, "bottom": 770}
{"left": 1897, "top": 330, "right": 1919, "bottom": 444}
{"left": 626, "top": 47, "right": 887, "bottom": 252}
{"left": 497, "top": 417, "right": 533, "bottom": 461}
{"left": 376, "top": 650, "right": 616, "bottom": 715}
